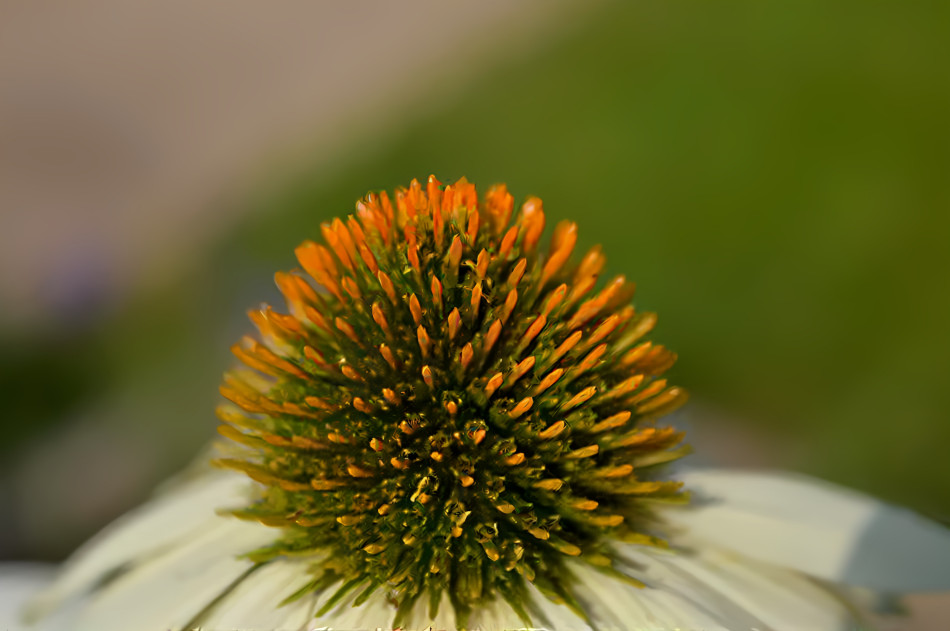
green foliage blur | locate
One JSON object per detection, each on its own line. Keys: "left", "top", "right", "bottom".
{"left": 3, "top": 1, "right": 948, "bottom": 558}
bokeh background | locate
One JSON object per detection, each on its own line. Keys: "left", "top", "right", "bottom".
{"left": 1, "top": 1, "right": 948, "bottom": 627}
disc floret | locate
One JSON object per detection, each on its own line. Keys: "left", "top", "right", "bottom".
{"left": 216, "top": 176, "right": 689, "bottom": 627}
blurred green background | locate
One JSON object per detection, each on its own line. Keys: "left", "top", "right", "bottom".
{"left": 1, "top": 1, "right": 948, "bottom": 563}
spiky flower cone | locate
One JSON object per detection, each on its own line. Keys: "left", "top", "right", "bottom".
{"left": 216, "top": 175, "right": 689, "bottom": 628}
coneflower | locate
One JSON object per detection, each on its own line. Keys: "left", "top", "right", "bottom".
{"left": 216, "top": 175, "right": 687, "bottom": 627}
{"left": 22, "top": 177, "right": 950, "bottom": 631}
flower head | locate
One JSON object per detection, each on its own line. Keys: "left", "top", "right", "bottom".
{"left": 215, "top": 175, "right": 689, "bottom": 627}
{"left": 24, "top": 176, "right": 950, "bottom": 631}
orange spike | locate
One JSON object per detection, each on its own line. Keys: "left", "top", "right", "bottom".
{"left": 563, "top": 386, "right": 597, "bottom": 411}
{"left": 519, "top": 314, "right": 547, "bottom": 349}
{"left": 549, "top": 330, "right": 583, "bottom": 366}
{"left": 395, "top": 187, "right": 412, "bottom": 221}
{"left": 484, "top": 184, "right": 514, "bottom": 235}
{"left": 542, "top": 284, "right": 568, "bottom": 316}
{"left": 353, "top": 397, "right": 373, "bottom": 414}
{"left": 501, "top": 289, "right": 518, "bottom": 323}
{"left": 466, "top": 210, "right": 480, "bottom": 244}
{"left": 541, "top": 221, "right": 577, "bottom": 285}
{"left": 335, "top": 317, "right": 360, "bottom": 344}
{"left": 637, "top": 388, "right": 686, "bottom": 415}
{"left": 597, "top": 374, "right": 645, "bottom": 405}
{"left": 357, "top": 242, "right": 379, "bottom": 275}
{"left": 407, "top": 240, "right": 421, "bottom": 274}
{"left": 628, "top": 379, "right": 668, "bottom": 405}
{"left": 576, "top": 343, "right": 607, "bottom": 375}
{"left": 485, "top": 372, "right": 504, "bottom": 399}
{"left": 507, "top": 258, "right": 527, "bottom": 287}
{"left": 471, "top": 282, "right": 483, "bottom": 320}
{"left": 431, "top": 275, "right": 443, "bottom": 312}
{"left": 567, "top": 444, "right": 599, "bottom": 459}
{"left": 539, "top": 420, "right": 566, "bottom": 440}
{"left": 377, "top": 271, "right": 397, "bottom": 304}
{"left": 505, "top": 452, "right": 525, "bottom": 466}
{"left": 432, "top": 197, "right": 444, "bottom": 250}
{"left": 371, "top": 303, "right": 391, "bottom": 337}
{"left": 476, "top": 249, "right": 490, "bottom": 279}
{"left": 417, "top": 325, "right": 431, "bottom": 358}
{"left": 379, "top": 344, "right": 398, "bottom": 370}
{"left": 460, "top": 343, "right": 474, "bottom": 371}
{"left": 591, "top": 411, "right": 632, "bottom": 433}
{"left": 448, "top": 308, "right": 461, "bottom": 340}
{"left": 340, "top": 364, "right": 363, "bottom": 382}
{"left": 379, "top": 190, "right": 394, "bottom": 222}
{"left": 532, "top": 368, "right": 563, "bottom": 396}
{"left": 369, "top": 437, "right": 385, "bottom": 452}
{"left": 313, "top": 242, "right": 339, "bottom": 276}
{"left": 303, "top": 345, "right": 327, "bottom": 367}
{"left": 520, "top": 197, "right": 545, "bottom": 253}
{"left": 566, "top": 274, "right": 597, "bottom": 305}
{"left": 427, "top": 174, "right": 442, "bottom": 207}
{"left": 409, "top": 294, "right": 424, "bottom": 325}
{"left": 589, "top": 314, "right": 621, "bottom": 347}
{"left": 499, "top": 226, "right": 519, "bottom": 259}
{"left": 407, "top": 178, "right": 424, "bottom": 215}
{"left": 332, "top": 218, "right": 359, "bottom": 267}
{"left": 620, "top": 342, "right": 653, "bottom": 367}
{"left": 348, "top": 215, "right": 368, "bottom": 247}
{"left": 569, "top": 276, "right": 629, "bottom": 329}
{"left": 347, "top": 464, "right": 375, "bottom": 479}
{"left": 483, "top": 319, "right": 502, "bottom": 356}
{"left": 382, "top": 388, "right": 400, "bottom": 405}
{"left": 596, "top": 464, "right": 633, "bottom": 479}
{"left": 294, "top": 240, "right": 325, "bottom": 279}
{"left": 295, "top": 241, "right": 342, "bottom": 301}
{"left": 268, "top": 310, "right": 304, "bottom": 336}
{"left": 341, "top": 276, "right": 361, "bottom": 300}
{"left": 356, "top": 197, "right": 387, "bottom": 244}
{"left": 509, "top": 397, "right": 534, "bottom": 419}
{"left": 322, "top": 222, "right": 354, "bottom": 271}
{"left": 422, "top": 365, "right": 434, "bottom": 388}
{"left": 440, "top": 182, "right": 455, "bottom": 212}
{"left": 447, "top": 235, "right": 463, "bottom": 272}
{"left": 305, "top": 395, "right": 334, "bottom": 411}
{"left": 574, "top": 246, "right": 606, "bottom": 283}
{"left": 507, "top": 356, "right": 536, "bottom": 386}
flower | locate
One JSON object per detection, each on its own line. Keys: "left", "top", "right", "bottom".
{"left": 23, "top": 177, "right": 950, "bottom": 631}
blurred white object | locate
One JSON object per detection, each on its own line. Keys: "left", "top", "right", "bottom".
{"left": 0, "top": 563, "right": 55, "bottom": 631}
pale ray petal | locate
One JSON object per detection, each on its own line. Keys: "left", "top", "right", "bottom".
{"left": 58, "top": 517, "right": 273, "bottom": 631}
{"left": 26, "top": 470, "right": 253, "bottom": 619}
{"left": 0, "top": 563, "right": 55, "bottom": 631}
{"left": 663, "top": 468, "right": 950, "bottom": 591}
{"left": 196, "top": 557, "right": 324, "bottom": 631}
{"left": 311, "top": 587, "right": 397, "bottom": 630}
{"left": 633, "top": 545, "right": 856, "bottom": 630}
{"left": 499, "top": 544, "right": 857, "bottom": 631}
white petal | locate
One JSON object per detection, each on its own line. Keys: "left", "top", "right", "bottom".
{"left": 186, "top": 556, "right": 322, "bottom": 631}
{"left": 663, "top": 468, "right": 950, "bottom": 592}
{"left": 26, "top": 470, "right": 253, "bottom": 621}
{"left": 62, "top": 517, "right": 273, "bottom": 631}
{"left": 629, "top": 545, "right": 856, "bottom": 630}
{"left": 0, "top": 563, "right": 56, "bottom": 631}
{"left": 508, "top": 543, "right": 855, "bottom": 631}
